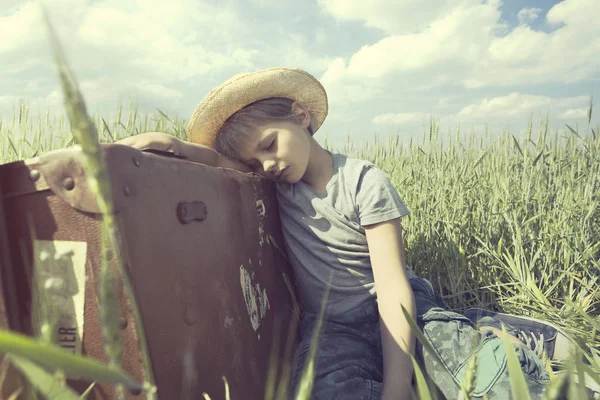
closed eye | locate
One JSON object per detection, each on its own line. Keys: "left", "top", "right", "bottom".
{"left": 267, "top": 138, "right": 276, "bottom": 150}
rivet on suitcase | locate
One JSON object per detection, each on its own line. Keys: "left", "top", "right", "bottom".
{"left": 0, "top": 144, "right": 301, "bottom": 399}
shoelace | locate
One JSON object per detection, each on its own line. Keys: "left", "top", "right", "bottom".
{"left": 516, "top": 330, "right": 546, "bottom": 358}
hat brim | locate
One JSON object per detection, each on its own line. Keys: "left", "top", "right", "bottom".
{"left": 187, "top": 67, "right": 328, "bottom": 147}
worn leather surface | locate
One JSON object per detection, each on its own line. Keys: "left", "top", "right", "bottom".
{"left": 0, "top": 144, "right": 301, "bottom": 399}
{"left": 2, "top": 146, "right": 135, "bottom": 213}
{"left": 0, "top": 167, "right": 24, "bottom": 398}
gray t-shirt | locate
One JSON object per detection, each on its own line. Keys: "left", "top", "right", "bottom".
{"left": 275, "top": 151, "right": 412, "bottom": 316}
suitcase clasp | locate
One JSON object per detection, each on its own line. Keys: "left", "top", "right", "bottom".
{"left": 177, "top": 201, "right": 207, "bottom": 224}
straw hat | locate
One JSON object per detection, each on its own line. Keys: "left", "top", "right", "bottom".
{"left": 187, "top": 67, "right": 328, "bottom": 147}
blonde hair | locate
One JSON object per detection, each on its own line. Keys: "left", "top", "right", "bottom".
{"left": 214, "top": 97, "right": 313, "bottom": 160}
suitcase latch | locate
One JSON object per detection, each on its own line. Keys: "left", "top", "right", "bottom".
{"left": 177, "top": 201, "right": 207, "bottom": 224}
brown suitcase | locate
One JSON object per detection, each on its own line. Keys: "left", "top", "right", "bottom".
{"left": 0, "top": 144, "right": 301, "bottom": 399}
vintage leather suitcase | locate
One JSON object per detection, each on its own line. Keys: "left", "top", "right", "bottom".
{"left": 0, "top": 144, "right": 301, "bottom": 399}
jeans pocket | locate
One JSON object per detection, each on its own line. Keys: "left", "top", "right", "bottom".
{"left": 419, "top": 309, "right": 507, "bottom": 398}
{"left": 454, "top": 336, "right": 508, "bottom": 396}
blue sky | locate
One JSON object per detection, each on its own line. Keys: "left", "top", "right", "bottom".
{"left": 1, "top": 0, "right": 598, "bottom": 149}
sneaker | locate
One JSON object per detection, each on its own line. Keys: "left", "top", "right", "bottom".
{"left": 463, "top": 308, "right": 578, "bottom": 362}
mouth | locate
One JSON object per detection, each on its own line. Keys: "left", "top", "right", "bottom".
{"left": 277, "top": 167, "right": 289, "bottom": 179}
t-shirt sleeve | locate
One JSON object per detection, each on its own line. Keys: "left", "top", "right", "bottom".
{"left": 355, "top": 164, "right": 410, "bottom": 226}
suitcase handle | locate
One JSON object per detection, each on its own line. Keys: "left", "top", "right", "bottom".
{"left": 176, "top": 201, "right": 207, "bottom": 224}
{"left": 140, "top": 148, "right": 187, "bottom": 159}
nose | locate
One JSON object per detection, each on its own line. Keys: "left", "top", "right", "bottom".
{"left": 262, "top": 159, "right": 277, "bottom": 174}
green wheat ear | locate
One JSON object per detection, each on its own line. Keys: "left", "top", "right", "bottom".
{"left": 40, "top": 4, "right": 157, "bottom": 398}
{"left": 500, "top": 324, "right": 532, "bottom": 400}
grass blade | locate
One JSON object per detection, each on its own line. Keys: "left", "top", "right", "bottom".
{"left": 587, "top": 95, "right": 593, "bottom": 125}
{"left": 565, "top": 124, "right": 583, "bottom": 140}
{"left": 41, "top": 6, "right": 156, "bottom": 397}
{"left": 500, "top": 325, "right": 531, "bottom": 400}
{"left": 101, "top": 118, "right": 114, "bottom": 142}
{"left": 0, "top": 329, "right": 145, "bottom": 392}
{"left": 294, "top": 278, "right": 331, "bottom": 400}
{"left": 9, "top": 355, "right": 80, "bottom": 400}
{"left": 7, "top": 135, "right": 18, "bottom": 157}
{"left": 410, "top": 354, "right": 434, "bottom": 400}
{"left": 156, "top": 108, "right": 173, "bottom": 123}
{"left": 473, "top": 149, "right": 488, "bottom": 169}
{"left": 8, "top": 388, "right": 23, "bottom": 400}
{"left": 571, "top": 347, "right": 589, "bottom": 400}
{"left": 532, "top": 150, "right": 544, "bottom": 166}
{"left": 512, "top": 134, "right": 524, "bottom": 156}
{"left": 543, "top": 368, "right": 569, "bottom": 400}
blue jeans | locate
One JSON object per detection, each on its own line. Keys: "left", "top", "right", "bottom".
{"left": 290, "top": 277, "right": 550, "bottom": 399}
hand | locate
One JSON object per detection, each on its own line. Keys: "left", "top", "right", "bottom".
{"left": 116, "top": 132, "right": 182, "bottom": 154}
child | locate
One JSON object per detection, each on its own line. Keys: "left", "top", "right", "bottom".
{"left": 119, "top": 68, "right": 568, "bottom": 399}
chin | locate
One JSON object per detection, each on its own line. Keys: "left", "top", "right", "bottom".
{"left": 278, "top": 176, "right": 294, "bottom": 184}
{"left": 284, "top": 177, "right": 300, "bottom": 184}
{"left": 284, "top": 168, "right": 302, "bottom": 184}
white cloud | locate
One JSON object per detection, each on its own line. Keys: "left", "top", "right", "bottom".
{"left": 320, "top": 57, "right": 385, "bottom": 105}
{"left": 546, "top": 0, "right": 595, "bottom": 27}
{"left": 317, "top": 0, "right": 469, "bottom": 35}
{"left": 0, "top": 90, "right": 63, "bottom": 120}
{"left": 0, "top": 2, "right": 41, "bottom": 53}
{"left": 274, "top": 33, "right": 334, "bottom": 73}
{"left": 559, "top": 108, "right": 588, "bottom": 119}
{"left": 455, "top": 93, "right": 589, "bottom": 120}
{"left": 372, "top": 112, "right": 430, "bottom": 125}
{"left": 0, "top": 96, "right": 19, "bottom": 108}
{"left": 0, "top": 0, "right": 332, "bottom": 122}
{"left": 1, "top": 0, "right": 597, "bottom": 149}
{"left": 371, "top": 93, "right": 592, "bottom": 127}
{"left": 74, "top": 0, "right": 253, "bottom": 81}
{"left": 318, "top": 0, "right": 505, "bottom": 105}
{"left": 435, "top": 97, "right": 453, "bottom": 109}
{"left": 133, "top": 82, "right": 184, "bottom": 100}
{"left": 486, "top": 26, "right": 547, "bottom": 66}
{"left": 457, "top": 93, "right": 552, "bottom": 119}
{"left": 319, "top": 0, "right": 600, "bottom": 110}
{"left": 0, "top": 0, "right": 252, "bottom": 80}
{"left": 517, "top": 7, "right": 542, "bottom": 25}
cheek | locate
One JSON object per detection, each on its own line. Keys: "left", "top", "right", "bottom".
{"left": 300, "top": 134, "right": 311, "bottom": 157}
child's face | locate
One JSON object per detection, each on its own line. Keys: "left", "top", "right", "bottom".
{"left": 237, "top": 119, "right": 311, "bottom": 183}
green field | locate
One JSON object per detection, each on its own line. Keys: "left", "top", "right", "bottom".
{"left": 1, "top": 99, "right": 599, "bottom": 398}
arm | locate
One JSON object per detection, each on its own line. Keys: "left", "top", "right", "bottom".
{"left": 116, "top": 132, "right": 252, "bottom": 172}
{"left": 364, "top": 218, "right": 416, "bottom": 400}
{"left": 176, "top": 139, "right": 252, "bottom": 172}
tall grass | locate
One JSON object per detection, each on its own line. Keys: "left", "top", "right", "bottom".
{"left": 2, "top": 98, "right": 599, "bottom": 398}
{"left": 3, "top": 100, "right": 599, "bottom": 398}
{"left": 342, "top": 109, "right": 600, "bottom": 358}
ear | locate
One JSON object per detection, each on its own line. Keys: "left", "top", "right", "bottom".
{"left": 291, "top": 102, "right": 311, "bottom": 130}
